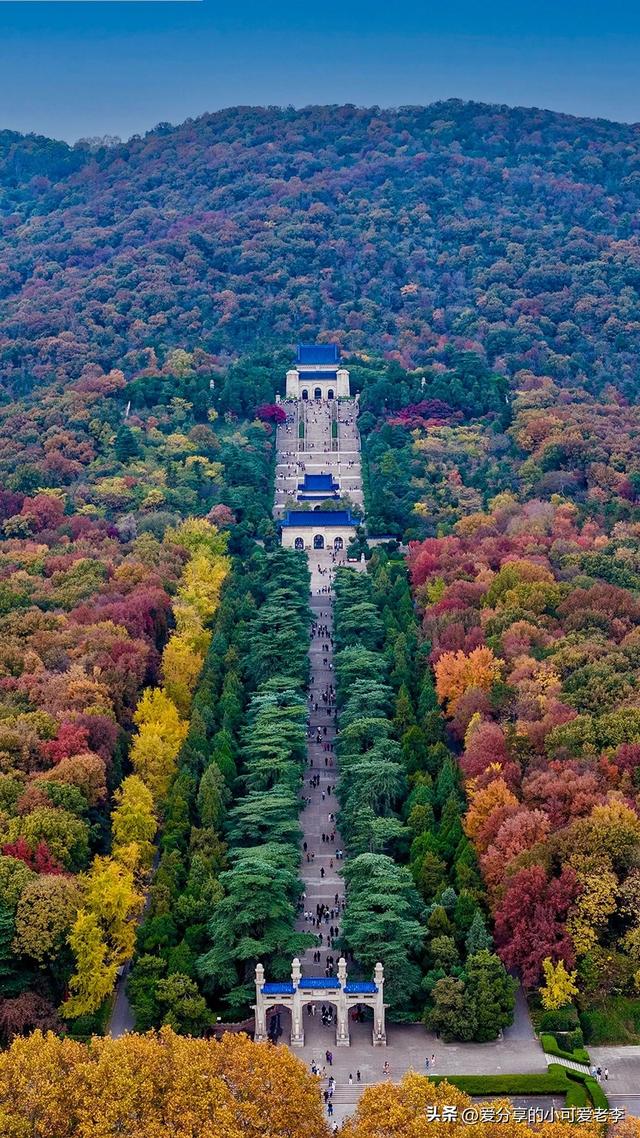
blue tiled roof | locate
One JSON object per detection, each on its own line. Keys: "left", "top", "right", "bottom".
{"left": 281, "top": 510, "right": 357, "bottom": 527}
{"left": 344, "top": 982, "right": 378, "bottom": 994}
{"left": 299, "top": 474, "right": 338, "bottom": 491}
{"left": 296, "top": 494, "right": 339, "bottom": 501}
{"left": 298, "top": 370, "right": 338, "bottom": 380}
{"left": 299, "top": 977, "right": 341, "bottom": 988}
{"left": 262, "top": 983, "right": 295, "bottom": 995}
{"left": 297, "top": 344, "right": 339, "bottom": 365}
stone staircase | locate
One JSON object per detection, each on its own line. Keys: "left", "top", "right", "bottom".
{"left": 542, "top": 1051, "right": 591, "bottom": 1075}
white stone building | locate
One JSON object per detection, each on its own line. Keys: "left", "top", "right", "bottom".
{"left": 285, "top": 343, "right": 350, "bottom": 400}
{"left": 280, "top": 509, "right": 359, "bottom": 552}
{"left": 253, "top": 957, "right": 387, "bottom": 1047}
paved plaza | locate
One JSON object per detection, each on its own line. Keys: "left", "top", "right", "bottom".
{"left": 589, "top": 1047, "right": 640, "bottom": 1117}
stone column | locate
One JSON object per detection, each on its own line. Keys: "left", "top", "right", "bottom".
{"left": 253, "top": 963, "right": 267, "bottom": 1043}
{"left": 337, "top": 368, "right": 350, "bottom": 397}
{"left": 336, "top": 956, "right": 350, "bottom": 1046}
{"left": 290, "top": 957, "right": 304, "bottom": 1047}
{"left": 372, "top": 962, "right": 387, "bottom": 1046}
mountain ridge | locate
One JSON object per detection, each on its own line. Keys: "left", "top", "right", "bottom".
{"left": 1, "top": 100, "right": 639, "bottom": 397}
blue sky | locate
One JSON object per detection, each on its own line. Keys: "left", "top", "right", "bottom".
{"left": 1, "top": 0, "right": 639, "bottom": 141}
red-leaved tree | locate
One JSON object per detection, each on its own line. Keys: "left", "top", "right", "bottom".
{"left": 494, "top": 865, "right": 579, "bottom": 987}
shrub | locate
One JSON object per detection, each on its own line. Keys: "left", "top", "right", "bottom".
{"left": 540, "top": 1032, "right": 590, "bottom": 1066}
{"left": 429, "top": 1071, "right": 570, "bottom": 1095}
{"left": 565, "top": 1082, "right": 589, "bottom": 1108}
{"left": 539, "top": 1005, "right": 579, "bottom": 1032}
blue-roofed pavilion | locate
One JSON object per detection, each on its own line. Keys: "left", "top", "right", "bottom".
{"left": 286, "top": 345, "right": 350, "bottom": 400}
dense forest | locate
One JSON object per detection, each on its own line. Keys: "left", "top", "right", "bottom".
{"left": 1, "top": 101, "right": 640, "bottom": 399}
{"left": 0, "top": 1027, "right": 615, "bottom": 1137}
{"left": 2, "top": 97, "right": 640, "bottom": 1055}
{"left": 333, "top": 558, "right": 515, "bottom": 1040}
{"left": 0, "top": 353, "right": 278, "bottom": 1038}
{"left": 356, "top": 361, "right": 640, "bottom": 1043}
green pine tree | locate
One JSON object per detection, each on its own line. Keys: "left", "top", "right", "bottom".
{"left": 114, "top": 425, "right": 140, "bottom": 463}
{"left": 466, "top": 950, "right": 516, "bottom": 1042}
{"left": 465, "top": 910, "right": 493, "bottom": 956}
{"left": 0, "top": 904, "right": 21, "bottom": 997}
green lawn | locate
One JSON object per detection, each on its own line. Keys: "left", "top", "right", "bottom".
{"left": 580, "top": 997, "right": 640, "bottom": 1044}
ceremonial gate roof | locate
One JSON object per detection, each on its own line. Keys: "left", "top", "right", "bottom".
{"left": 296, "top": 344, "right": 340, "bottom": 365}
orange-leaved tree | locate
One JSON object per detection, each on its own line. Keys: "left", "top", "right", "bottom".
{"left": 435, "top": 646, "right": 502, "bottom": 715}
{"left": 0, "top": 1027, "right": 330, "bottom": 1138}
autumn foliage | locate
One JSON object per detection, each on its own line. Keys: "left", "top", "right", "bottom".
{"left": 62, "top": 519, "right": 229, "bottom": 1017}
{"left": 0, "top": 356, "right": 260, "bottom": 1029}
{"left": 0, "top": 1028, "right": 329, "bottom": 1138}
{"left": 409, "top": 492, "right": 640, "bottom": 1006}
{"left": 341, "top": 1072, "right": 600, "bottom": 1138}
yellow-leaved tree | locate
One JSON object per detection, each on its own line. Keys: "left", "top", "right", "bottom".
{"left": 62, "top": 856, "right": 143, "bottom": 1018}
{"left": 161, "top": 633, "right": 206, "bottom": 717}
{"left": 82, "top": 855, "right": 144, "bottom": 965}
{"left": 0, "top": 1029, "right": 329, "bottom": 1138}
{"left": 61, "top": 911, "right": 117, "bottom": 1019}
{"left": 566, "top": 853, "right": 618, "bottom": 957}
{"left": 111, "top": 774, "right": 157, "bottom": 870}
{"left": 540, "top": 957, "right": 579, "bottom": 1010}
{"left": 435, "top": 646, "right": 502, "bottom": 714}
{"left": 342, "top": 1072, "right": 600, "bottom": 1138}
{"left": 130, "top": 687, "right": 188, "bottom": 801}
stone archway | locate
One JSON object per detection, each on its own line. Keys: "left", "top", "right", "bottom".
{"left": 302, "top": 997, "right": 339, "bottom": 1033}
{"left": 294, "top": 537, "right": 304, "bottom": 551}
{"left": 313, "top": 534, "right": 325, "bottom": 549}
{"left": 314, "top": 387, "right": 322, "bottom": 400}
{"left": 301, "top": 389, "right": 309, "bottom": 400}
{"left": 253, "top": 959, "right": 387, "bottom": 1048}
{"left": 334, "top": 536, "right": 344, "bottom": 551}
{"left": 328, "top": 389, "right": 335, "bottom": 400}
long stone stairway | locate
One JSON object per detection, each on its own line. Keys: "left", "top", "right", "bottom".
{"left": 274, "top": 397, "right": 363, "bottom": 517}
{"left": 288, "top": 396, "right": 364, "bottom": 975}
{"left": 295, "top": 569, "right": 345, "bottom": 977}
{"left": 271, "top": 393, "right": 546, "bottom": 1128}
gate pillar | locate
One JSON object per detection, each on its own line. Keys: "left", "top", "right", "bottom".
{"left": 290, "top": 957, "right": 305, "bottom": 1047}
{"left": 336, "top": 956, "right": 350, "bottom": 1046}
{"left": 253, "top": 963, "right": 267, "bottom": 1043}
{"left": 372, "top": 962, "right": 387, "bottom": 1046}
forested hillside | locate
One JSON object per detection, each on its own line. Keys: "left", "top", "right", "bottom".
{"left": 1, "top": 101, "right": 640, "bottom": 397}
{"left": 361, "top": 361, "right": 640, "bottom": 1039}
{"left": 3, "top": 97, "right": 640, "bottom": 1053}
{"left": 0, "top": 353, "right": 278, "bottom": 1038}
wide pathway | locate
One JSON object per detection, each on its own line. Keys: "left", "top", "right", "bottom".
{"left": 295, "top": 556, "right": 348, "bottom": 978}
{"left": 295, "top": 998, "right": 547, "bottom": 1125}
{"left": 290, "top": 396, "right": 365, "bottom": 977}
{"left": 274, "top": 397, "right": 545, "bottom": 1128}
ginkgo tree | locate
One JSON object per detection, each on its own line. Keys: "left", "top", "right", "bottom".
{"left": 0, "top": 1028, "right": 330, "bottom": 1138}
